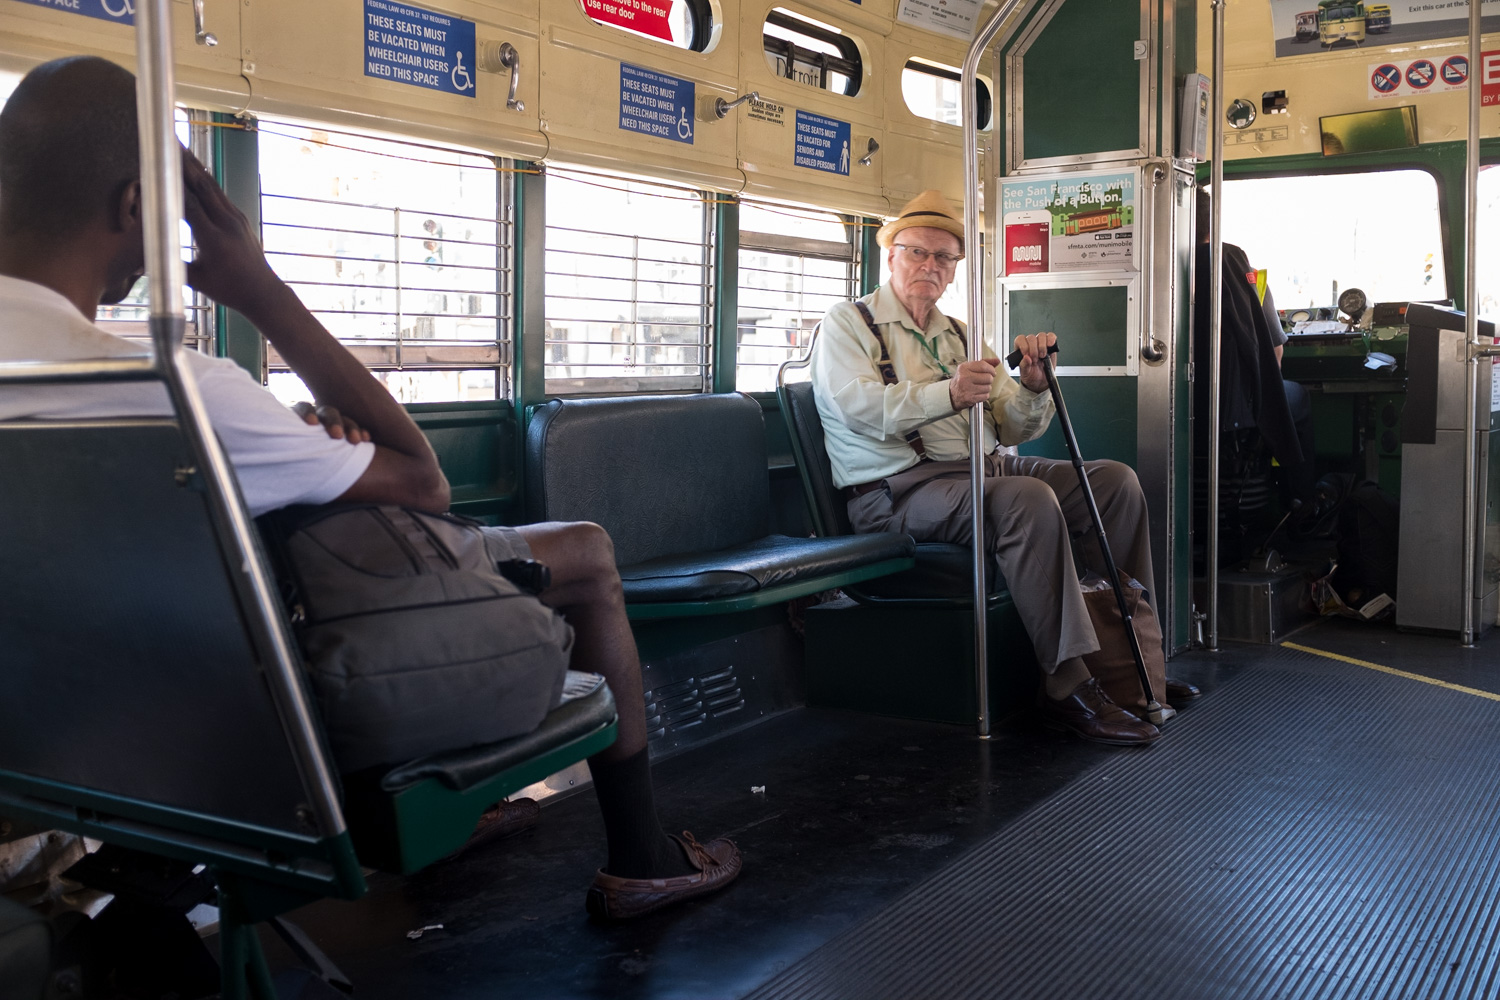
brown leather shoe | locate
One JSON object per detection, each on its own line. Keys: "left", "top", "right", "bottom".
{"left": 586, "top": 832, "right": 742, "bottom": 921}
{"left": 1039, "top": 677, "right": 1161, "bottom": 746}
{"left": 1166, "top": 678, "right": 1201, "bottom": 700}
{"left": 443, "top": 798, "right": 539, "bottom": 861}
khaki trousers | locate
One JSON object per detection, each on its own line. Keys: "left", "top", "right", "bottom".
{"left": 846, "top": 453, "right": 1155, "bottom": 673}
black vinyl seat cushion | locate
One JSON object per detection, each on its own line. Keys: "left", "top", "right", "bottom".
{"left": 856, "top": 541, "right": 1007, "bottom": 599}
{"left": 619, "top": 532, "right": 916, "bottom": 603}
{"left": 380, "top": 671, "right": 616, "bottom": 792}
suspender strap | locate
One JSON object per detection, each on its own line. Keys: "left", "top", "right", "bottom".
{"left": 854, "top": 301, "right": 931, "bottom": 462}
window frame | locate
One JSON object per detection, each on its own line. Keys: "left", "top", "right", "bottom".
{"left": 735, "top": 206, "right": 861, "bottom": 394}
{"left": 254, "top": 117, "right": 517, "bottom": 404}
{"left": 1218, "top": 163, "right": 1451, "bottom": 314}
{"left": 763, "top": 8, "right": 863, "bottom": 98}
{"left": 542, "top": 166, "right": 716, "bottom": 397}
{"left": 901, "top": 58, "right": 993, "bottom": 131}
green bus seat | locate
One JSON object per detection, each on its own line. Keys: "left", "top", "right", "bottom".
{"left": 0, "top": 416, "right": 614, "bottom": 996}
{"left": 525, "top": 394, "right": 916, "bottom": 619}
{"left": 776, "top": 379, "right": 1008, "bottom": 605}
{"left": 344, "top": 670, "right": 617, "bottom": 873}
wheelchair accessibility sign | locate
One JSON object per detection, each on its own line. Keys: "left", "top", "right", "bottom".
{"left": 619, "top": 63, "right": 696, "bottom": 145}
{"left": 13, "top": 0, "right": 135, "bottom": 25}
{"left": 364, "top": 0, "right": 476, "bottom": 98}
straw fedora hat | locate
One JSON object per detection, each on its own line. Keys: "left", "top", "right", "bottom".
{"left": 876, "top": 189, "right": 965, "bottom": 249}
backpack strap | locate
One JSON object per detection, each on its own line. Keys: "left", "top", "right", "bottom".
{"left": 854, "top": 301, "right": 931, "bottom": 463}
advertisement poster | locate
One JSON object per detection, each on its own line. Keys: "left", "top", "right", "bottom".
{"left": 1270, "top": 0, "right": 1500, "bottom": 58}
{"left": 1000, "top": 170, "right": 1136, "bottom": 275}
{"left": 895, "top": 0, "right": 983, "bottom": 40}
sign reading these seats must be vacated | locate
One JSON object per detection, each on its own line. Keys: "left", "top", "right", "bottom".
{"left": 619, "top": 63, "right": 696, "bottom": 145}
{"left": 794, "top": 110, "right": 851, "bottom": 176}
{"left": 13, "top": 0, "right": 134, "bottom": 24}
{"left": 364, "top": 0, "right": 476, "bottom": 98}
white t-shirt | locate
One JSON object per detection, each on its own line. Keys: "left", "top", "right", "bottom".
{"left": 0, "top": 274, "right": 375, "bottom": 517}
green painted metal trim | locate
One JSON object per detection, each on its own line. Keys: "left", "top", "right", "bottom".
{"left": 212, "top": 113, "right": 266, "bottom": 377}
{"left": 858, "top": 217, "right": 881, "bottom": 295}
{"left": 713, "top": 198, "right": 740, "bottom": 393}
{"left": 623, "top": 556, "right": 917, "bottom": 620}
{"left": 366, "top": 719, "right": 618, "bottom": 874}
{"left": 0, "top": 772, "right": 366, "bottom": 901}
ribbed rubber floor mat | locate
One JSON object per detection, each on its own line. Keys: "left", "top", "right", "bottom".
{"left": 746, "top": 648, "right": 1500, "bottom": 1000}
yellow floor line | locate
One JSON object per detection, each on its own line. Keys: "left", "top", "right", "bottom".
{"left": 1280, "top": 640, "right": 1500, "bottom": 703}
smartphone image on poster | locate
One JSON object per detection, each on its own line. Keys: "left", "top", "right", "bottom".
{"left": 1003, "top": 209, "right": 1050, "bottom": 275}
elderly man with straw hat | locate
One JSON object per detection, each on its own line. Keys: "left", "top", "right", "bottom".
{"left": 810, "top": 189, "right": 1161, "bottom": 746}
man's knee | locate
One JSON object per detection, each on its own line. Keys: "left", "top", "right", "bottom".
{"left": 985, "top": 476, "right": 1064, "bottom": 534}
{"left": 1091, "top": 460, "right": 1143, "bottom": 503}
{"left": 521, "top": 520, "right": 622, "bottom": 592}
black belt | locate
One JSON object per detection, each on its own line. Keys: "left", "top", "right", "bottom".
{"left": 844, "top": 479, "right": 887, "bottom": 500}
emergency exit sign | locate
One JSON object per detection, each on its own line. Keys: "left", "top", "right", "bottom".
{"left": 1483, "top": 50, "right": 1500, "bottom": 106}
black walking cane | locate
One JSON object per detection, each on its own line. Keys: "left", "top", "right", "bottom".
{"left": 1005, "top": 342, "right": 1167, "bottom": 725}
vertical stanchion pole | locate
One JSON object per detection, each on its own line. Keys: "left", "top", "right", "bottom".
{"left": 135, "top": 0, "right": 352, "bottom": 848}
{"left": 1461, "top": 0, "right": 1482, "bottom": 646}
{"left": 963, "top": 0, "right": 1027, "bottom": 738}
{"left": 1206, "top": 0, "right": 1227, "bottom": 650}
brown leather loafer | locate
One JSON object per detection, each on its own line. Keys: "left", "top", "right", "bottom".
{"left": 586, "top": 832, "right": 742, "bottom": 921}
{"left": 443, "top": 798, "right": 539, "bottom": 861}
{"left": 1166, "top": 678, "right": 1202, "bottom": 701}
{"left": 1039, "top": 677, "right": 1161, "bottom": 747}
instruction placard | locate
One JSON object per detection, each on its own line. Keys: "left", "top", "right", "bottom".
{"left": 12, "top": 0, "right": 134, "bottom": 25}
{"left": 1000, "top": 169, "right": 1137, "bottom": 275}
{"left": 747, "top": 97, "right": 786, "bottom": 127}
{"left": 1367, "top": 55, "right": 1470, "bottom": 99}
{"left": 619, "top": 63, "right": 695, "bottom": 145}
{"left": 896, "top": 0, "right": 983, "bottom": 39}
{"left": 582, "top": 0, "right": 673, "bottom": 43}
{"left": 794, "top": 110, "right": 851, "bottom": 175}
{"left": 364, "top": 0, "right": 476, "bottom": 98}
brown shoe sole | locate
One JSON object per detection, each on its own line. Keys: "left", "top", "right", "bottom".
{"left": 1038, "top": 713, "right": 1161, "bottom": 747}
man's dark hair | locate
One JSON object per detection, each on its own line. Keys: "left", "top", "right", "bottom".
{"left": 0, "top": 56, "right": 140, "bottom": 239}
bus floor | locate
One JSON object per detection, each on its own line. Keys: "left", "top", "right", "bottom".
{"left": 263, "top": 617, "right": 1500, "bottom": 1000}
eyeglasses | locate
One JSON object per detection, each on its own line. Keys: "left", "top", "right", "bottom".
{"left": 892, "top": 244, "right": 964, "bottom": 267}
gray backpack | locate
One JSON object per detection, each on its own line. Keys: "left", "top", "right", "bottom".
{"left": 260, "top": 504, "right": 572, "bottom": 774}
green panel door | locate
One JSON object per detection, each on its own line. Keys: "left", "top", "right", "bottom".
{"left": 1019, "top": 0, "right": 1143, "bottom": 162}
{"left": 1007, "top": 284, "right": 1130, "bottom": 369}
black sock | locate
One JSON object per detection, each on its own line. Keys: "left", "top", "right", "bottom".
{"left": 588, "top": 748, "right": 696, "bottom": 879}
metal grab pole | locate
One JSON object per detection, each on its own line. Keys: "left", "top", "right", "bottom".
{"left": 1206, "top": 0, "right": 1227, "bottom": 650}
{"left": 962, "top": 0, "right": 1027, "bottom": 739}
{"left": 1461, "top": 0, "right": 1482, "bottom": 646}
{"left": 135, "top": 0, "right": 352, "bottom": 846}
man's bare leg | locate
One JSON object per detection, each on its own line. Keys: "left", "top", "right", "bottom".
{"left": 515, "top": 521, "right": 698, "bottom": 878}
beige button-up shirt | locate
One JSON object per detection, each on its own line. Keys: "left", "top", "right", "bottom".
{"left": 810, "top": 285, "right": 1055, "bottom": 489}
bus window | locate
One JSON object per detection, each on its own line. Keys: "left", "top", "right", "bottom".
{"left": 1221, "top": 169, "right": 1445, "bottom": 311}
{"left": 1477, "top": 165, "right": 1500, "bottom": 323}
{"left": 901, "top": 59, "right": 992, "bottom": 130}
{"left": 577, "top": 0, "right": 713, "bottom": 52}
{"left": 737, "top": 203, "right": 858, "bottom": 393}
{"left": 257, "top": 121, "right": 511, "bottom": 405}
{"left": 763, "top": 8, "right": 863, "bottom": 97}
{"left": 544, "top": 169, "right": 711, "bottom": 394}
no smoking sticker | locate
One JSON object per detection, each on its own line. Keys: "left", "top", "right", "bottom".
{"left": 1369, "top": 56, "right": 1471, "bottom": 99}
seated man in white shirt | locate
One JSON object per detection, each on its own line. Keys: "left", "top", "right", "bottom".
{"left": 811, "top": 189, "right": 1164, "bottom": 746}
{"left": 0, "top": 55, "right": 738, "bottom": 920}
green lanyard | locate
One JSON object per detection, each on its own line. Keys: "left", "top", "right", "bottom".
{"left": 910, "top": 327, "right": 952, "bottom": 377}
